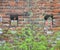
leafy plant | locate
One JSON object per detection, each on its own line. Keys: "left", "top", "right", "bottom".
{"left": 50, "top": 47, "right": 55, "bottom": 50}
{"left": 0, "top": 42, "right": 13, "bottom": 50}
{"left": 55, "top": 40, "right": 60, "bottom": 50}
{"left": 7, "top": 29, "right": 17, "bottom": 34}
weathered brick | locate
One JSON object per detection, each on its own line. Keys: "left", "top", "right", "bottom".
{"left": 0, "top": 0, "right": 60, "bottom": 27}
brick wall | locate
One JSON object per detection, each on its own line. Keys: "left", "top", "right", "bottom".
{"left": 0, "top": 0, "right": 60, "bottom": 27}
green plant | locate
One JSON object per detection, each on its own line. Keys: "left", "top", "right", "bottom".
{"left": 55, "top": 40, "right": 60, "bottom": 50}
{"left": 0, "top": 42, "right": 13, "bottom": 50}
{"left": 54, "top": 31, "right": 60, "bottom": 37}
{"left": 50, "top": 47, "right": 55, "bottom": 50}
{"left": 7, "top": 29, "right": 17, "bottom": 34}
{"left": 1, "top": 24, "right": 59, "bottom": 50}
{"left": 32, "top": 41, "right": 47, "bottom": 50}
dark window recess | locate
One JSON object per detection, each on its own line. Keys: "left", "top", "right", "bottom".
{"left": 44, "top": 14, "right": 54, "bottom": 25}
{"left": 44, "top": 14, "right": 53, "bottom": 20}
{"left": 10, "top": 15, "right": 18, "bottom": 20}
{"left": 10, "top": 15, "right": 18, "bottom": 26}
